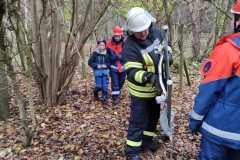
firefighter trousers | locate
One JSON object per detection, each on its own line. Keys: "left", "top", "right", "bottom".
{"left": 126, "top": 96, "right": 160, "bottom": 155}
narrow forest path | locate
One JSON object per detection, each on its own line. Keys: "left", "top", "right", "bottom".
{"left": 0, "top": 67, "right": 201, "bottom": 160}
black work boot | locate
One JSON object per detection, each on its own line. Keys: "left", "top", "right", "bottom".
{"left": 143, "top": 140, "right": 160, "bottom": 153}
{"left": 112, "top": 96, "right": 120, "bottom": 105}
{"left": 93, "top": 88, "right": 99, "bottom": 100}
{"left": 101, "top": 99, "right": 108, "bottom": 106}
{"left": 126, "top": 154, "right": 142, "bottom": 160}
{"left": 159, "top": 134, "right": 170, "bottom": 142}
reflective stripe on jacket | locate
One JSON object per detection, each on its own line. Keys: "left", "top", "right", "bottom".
{"left": 190, "top": 32, "right": 240, "bottom": 149}
{"left": 123, "top": 25, "right": 170, "bottom": 98}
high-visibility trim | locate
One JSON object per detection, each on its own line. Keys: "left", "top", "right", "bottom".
{"left": 127, "top": 81, "right": 155, "bottom": 92}
{"left": 142, "top": 53, "right": 155, "bottom": 73}
{"left": 125, "top": 62, "right": 143, "bottom": 70}
{"left": 126, "top": 139, "right": 142, "bottom": 147}
{"left": 112, "top": 91, "right": 120, "bottom": 95}
{"left": 202, "top": 122, "right": 240, "bottom": 141}
{"left": 190, "top": 110, "right": 204, "bottom": 121}
{"left": 127, "top": 86, "right": 156, "bottom": 98}
{"left": 110, "top": 65, "right": 118, "bottom": 70}
{"left": 134, "top": 70, "right": 145, "bottom": 83}
{"left": 128, "top": 88, "right": 156, "bottom": 98}
{"left": 143, "top": 131, "right": 157, "bottom": 137}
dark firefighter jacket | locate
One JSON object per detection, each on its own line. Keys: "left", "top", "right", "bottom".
{"left": 122, "top": 25, "right": 172, "bottom": 98}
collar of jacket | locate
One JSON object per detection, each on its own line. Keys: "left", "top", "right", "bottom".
{"left": 216, "top": 32, "right": 240, "bottom": 50}
{"left": 95, "top": 48, "right": 107, "bottom": 55}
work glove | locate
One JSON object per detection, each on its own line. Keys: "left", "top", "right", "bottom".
{"left": 101, "top": 64, "right": 107, "bottom": 69}
{"left": 97, "top": 65, "right": 101, "bottom": 69}
{"left": 97, "top": 65, "right": 102, "bottom": 69}
{"left": 189, "top": 118, "right": 202, "bottom": 134}
{"left": 97, "top": 64, "right": 107, "bottom": 69}
{"left": 143, "top": 73, "right": 162, "bottom": 95}
{"left": 117, "top": 54, "right": 124, "bottom": 61}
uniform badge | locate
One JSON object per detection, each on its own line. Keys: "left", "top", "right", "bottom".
{"left": 203, "top": 61, "right": 212, "bottom": 73}
{"left": 200, "top": 59, "right": 214, "bottom": 76}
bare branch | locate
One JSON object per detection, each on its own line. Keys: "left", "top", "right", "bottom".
{"left": 204, "top": 0, "right": 232, "bottom": 19}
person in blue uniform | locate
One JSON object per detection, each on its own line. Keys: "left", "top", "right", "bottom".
{"left": 189, "top": 2, "right": 240, "bottom": 160}
{"left": 88, "top": 40, "right": 111, "bottom": 105}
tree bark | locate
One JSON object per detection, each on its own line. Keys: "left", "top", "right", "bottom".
{"left": 178, "top": 24, "right": 184, "bottom": 93}
{"left": 0, "top": 64, "right": 9, "bottom": 121}
{"left": 0, "top": 0, "right": 9, "bottom": 121}
{"left": 163, "top": 0, "right": 173, "bottom": 42}
{"left": 191, "top": 0, "right": 201, "bottom": 60}
{"left": 29, "top": 0, "right": 110, "bottom": 106}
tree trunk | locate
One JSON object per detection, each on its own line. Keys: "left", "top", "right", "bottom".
{"left": 191, "top": 0, "right": 201, "bottom": 60}
{"left": 0, "top": 64, "right": 9, "bottom": 121}
{"left": 163, "top": 0, "right": 173, "bottom": 42}
{"left": 29, "top": 0, "right": 110, "bottom": 106}
{"left": 178, "top": 24, "right": 184, "bottom": 93}
{"left": 213, "top": 0, "right": 222, "bottom": 45}
{"left": 0, "top": 0, "right": 9, "bottom": 121}
{"left": 220, "top": 0, "right": 233, "bottom": 36}
{"left": 80, "top": 49, "right": 87, "bottom": 79}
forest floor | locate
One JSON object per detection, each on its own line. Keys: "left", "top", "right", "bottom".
{"left": 0, "top": 66, "right": 201, "bottom": 160}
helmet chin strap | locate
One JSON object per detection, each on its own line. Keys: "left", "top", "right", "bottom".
{"left": 234, "top": 25, "right": 240, "bottom": 33}
{"left": 234, "top": 14, "right": 240, "bottom": 33}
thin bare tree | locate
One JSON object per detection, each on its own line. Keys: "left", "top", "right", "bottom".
{"left": 30, "top": 0, "right": 111, "bottom": 106}
{"left": 0, "top": 0, "right": 9, "bottom": 121}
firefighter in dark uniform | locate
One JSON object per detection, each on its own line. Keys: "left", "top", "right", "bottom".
{"left": 122, "top": 7, "right": 172, "bottom": 160}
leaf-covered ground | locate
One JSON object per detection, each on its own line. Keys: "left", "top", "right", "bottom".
{"left": 0, "top": 68, "right": 201, "bottom": 160}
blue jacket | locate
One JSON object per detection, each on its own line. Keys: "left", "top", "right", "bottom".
{"left": 88, "top": 49, "right": 110, "bottom": 76}
{"left": 189, "top": 33, "right": 240, "bottom": 149}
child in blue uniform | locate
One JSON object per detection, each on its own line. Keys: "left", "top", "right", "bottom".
{"left": 88, "top": 40, "right": 111, "bottom": 105}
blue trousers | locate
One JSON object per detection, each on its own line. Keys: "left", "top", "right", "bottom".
{"left": 110, "top": 71, "right": 126, "bottom": 100}
{"left": 126, "top": 96, "right": 160, "bottom": 155}
{"left": 198, "top": 137, "right": 240, "bottom": 160}
{"left": 95, "top": 75, "right": 109, "bottom": 101}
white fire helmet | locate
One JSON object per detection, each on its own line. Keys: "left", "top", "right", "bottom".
{"left": 126, "top": 7, "right": 156, "bottom": 33}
